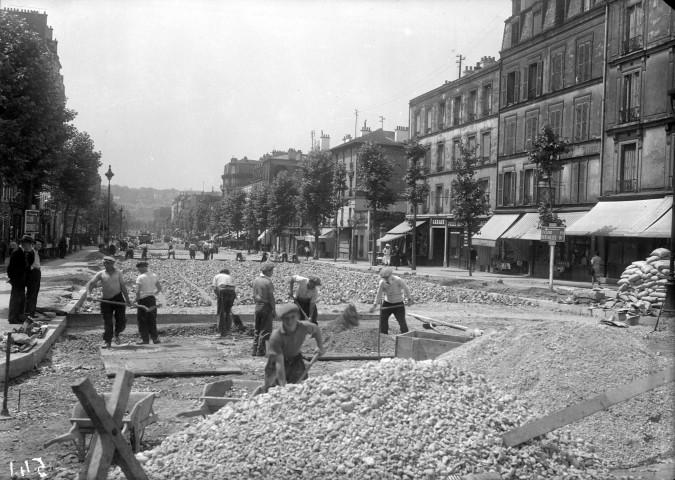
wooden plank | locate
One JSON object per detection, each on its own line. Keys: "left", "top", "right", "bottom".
{"left": 416, "top": 340, "right": 466, "bottom": 360}
{"left": 318, "top": 354, "right": 392, "bottom": 361}
{"left": 502, "top": 367, "right": 675, "bottom": 448}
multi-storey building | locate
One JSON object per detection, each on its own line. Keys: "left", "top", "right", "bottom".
{"left": 220, "top": 157, "right": 258, "bottom": 197}
{"left": 487, "top": 0, "right": 607, "bottom": 280}
{"left": 567, "top": 0, "right": 673, "bottom": 278}
{"left": 408, "top": 56, "right": 500, "bottom": 267}
{"left": 249, "top": 148, "right": 306, "bottom": 191}
{"left": 330, "top": 126, "right": 409, "bottom": 261}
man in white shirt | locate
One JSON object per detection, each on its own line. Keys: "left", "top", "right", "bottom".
{"left": 369, "top": 267, "right": 413, "bottom": 335}
{"left": 212, "top": 268, "right": 238, "bottom": 336}
{"left": 86, "top": 256, "right": 131, "bottom": 348}
{"left": 289, "top": 274, "right": 321, "bottom": 325}
{"left": 134, "top": 261, "right": 162, "bottom": 344}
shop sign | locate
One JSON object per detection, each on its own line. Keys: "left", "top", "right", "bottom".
{"left": 24, "top": 209, "right": 39, "bottom": 234}
{"left": 431, "top": 218, "right": 446, "bottom": 227}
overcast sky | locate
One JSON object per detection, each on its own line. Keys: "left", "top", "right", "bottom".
{"left": 7, "top": 0, "right": 508, "bottom": 190}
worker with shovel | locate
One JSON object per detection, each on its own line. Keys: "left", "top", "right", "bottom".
{"left": 86, "top": 256, "right": 131, "bottom": 348}
{"left": 252, "top": 262, "right": 276, "bottom": 356}
{"left": 262, "top": 303, "right": 326, "bottom": 393}
{"left": 369, "top": 267, "right": 413, "bottom": 335}
{"left": 289, "top": 274, "right": 321, "bottom": 324}
{"left": 134, "top": 261, "right": 162, "bottom": 344}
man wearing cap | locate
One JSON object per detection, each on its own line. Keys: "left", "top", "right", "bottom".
{"left": 134, "top": 261, "right": 162, "bottom": 344}
{"left": 6, "top": 235, "right": 35, "bottom": 324}
{"left": 263, "top": 303, "right": 326, "bottom": 392}
{"left": 288, "top": 274, "right": 321, "bottom": 325}
{"left": 86, "top": 256, "right": 131, "bottom": 348}
{"left": 251, "top": 262, "right": 276, "bottom": 356}
{"left": 369, "top": 267, "right": 413, "bottom": 335}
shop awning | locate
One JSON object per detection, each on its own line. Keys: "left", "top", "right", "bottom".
{"left": 471, "top": 214, "right": 520, "bottom": 247}
{"left": 501, "top": 211, "right": 589, "bottom": 241}
{"left": 257, "top": 229, "right": 271, "bottom": 241}
{"left": 565, "top": 198, "right": 672, "bottom": 237}
{"left": 376, "top": 220, "right": 426, "bottom": 244}
{"left": 639, "top": 208, "right": 671, "bottom": 238}
{"left": 304, "top": 228, "right": 334, "bottom": 242}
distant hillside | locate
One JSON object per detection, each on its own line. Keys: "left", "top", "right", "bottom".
{"left": 110, "top": 185, "right": 182, "bottom": 223}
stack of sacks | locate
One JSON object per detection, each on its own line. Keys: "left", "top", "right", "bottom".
{"left": 616, "top": 248, "right": 670, "bottom": 311}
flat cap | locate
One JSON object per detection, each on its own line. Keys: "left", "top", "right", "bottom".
{"left": 379, "top": 267, "right": 394, "bottom": 278}
{"left": 102, "top": 256, "right": 116, "bottom": 263}
{"left": 20, "top": 235, "right": 34, "bottom": 243}
{"left": 261, "top": 262, "right": 275, "bottom": 273}
{"left": 308, "top": 275, "right": 321, "bottom": 286}
{"left": 277, "top": 303, "right": 299, "bottom": 318}
{"left": 136, "top": 261, "right": 149, "bottom": 268}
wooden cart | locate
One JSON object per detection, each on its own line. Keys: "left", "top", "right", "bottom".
{"left": 44, "top": 391, "right": 158, "bottom": 461}
{"left": 176, "top": 379, "right": 262, "bottom": 418}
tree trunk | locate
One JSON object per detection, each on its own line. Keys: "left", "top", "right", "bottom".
{"left": 69, "top": 208, "right": 79, "bottom": 253}
{"left": 314, "top": 231, "right": 320, "bottom": 260}
{"left": 334, "top": 213, "right": 339, "bottom": 262}
{"left": 467, "top": 221, "right": 473, "bottom": 277}
{"left": 411, "top": 205, "right": 418, "bottom": 270}
{"left": 62, "top": 204, "right": 70, "bottom": 242}
{"left": 371, "top": 208, "right": 377, "bottom": 266}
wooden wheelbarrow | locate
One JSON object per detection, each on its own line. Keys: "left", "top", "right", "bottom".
{"left": 44, "top": 391, "right": 158, "bottom": 461}
{"left": 176, "top": 379, "right": 263, "bottom": 418}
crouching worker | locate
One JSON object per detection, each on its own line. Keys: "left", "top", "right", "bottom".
{"left": 263, "top": 303, "right": 325, "bottom": 392}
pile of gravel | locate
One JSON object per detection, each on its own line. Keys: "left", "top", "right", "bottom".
{"left": 116, "top": 359, "right": 609, "bottom": 479}
{"left": 439, "top": 319, "right": 674, "bottom": 468}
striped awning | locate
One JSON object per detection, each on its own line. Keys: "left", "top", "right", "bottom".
{"left": 472, "top": 214, "right": 520, "bottom": 247}
{"left": 566, "top": 198, "right": 672, "bottom": 237}
{"left": 501, "top": 211, "right": 588, "bottom": 241}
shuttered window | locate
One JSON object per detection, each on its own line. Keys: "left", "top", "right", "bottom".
{"left": 576, "top": 41, "right": 592, "bottom": 83}
{"left": 504, "top": 118, "right": 517, "bottom": 155}
{"left": 524, "top": 113, "right": 539, "bottom": 150}
{"left": 574, "top": 101, "right": 590, "bottom": 142}
{"left": 551, "top": 52, "right": 564, "bottom": 91}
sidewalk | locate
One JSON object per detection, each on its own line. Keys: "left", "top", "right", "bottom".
{"left": 0, "top": 248, "right": 98, "bottom": 331}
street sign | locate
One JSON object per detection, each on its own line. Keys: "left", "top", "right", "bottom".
{"left": 24, "top": 210, "right": 39, "bottom": 235}
{"left": 541, "top": 226, "right": 565, "bottom": 242}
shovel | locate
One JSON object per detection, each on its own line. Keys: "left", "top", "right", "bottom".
{"left": 251, "top": 351, "right": 322, "bottom": 397}
{"left": 407, "top": 313, "right": 487, "bottom": 338}
{"left": 91, "top": 298, "right": 151, "bottom": 312}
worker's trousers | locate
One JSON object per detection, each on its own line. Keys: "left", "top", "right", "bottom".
{"left": 216, "top": 287, "right": 236, "bottom": 335}
{"left": 101, "top": 293, "right": 127, "bottom": 342}
{"left": 294, "top": 297, "right": 317, "bottom": 324}
{"left": 263, "top": 354, "right": 307, "bottom": 391}
{"left": 136, "top": 295, "right": 158, "bottom": 342}
{"left": 379, "top": 301, "right": 409, "bottom": 335}
{"left": 252, "top": 302, "right": 274, "bottom": 356}
{"left": 25, "top": 268, "right": 41, "bottom": 317}
{"left": 8, "top": 281, "right": 27, "bottom": 324}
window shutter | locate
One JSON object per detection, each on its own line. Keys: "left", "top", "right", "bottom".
{"left": 501, "top": 75, "right": 508, "bottom": 107}
{"left": 574, "top": 104, "right": 581, "bottom": 141}
{"left": 515, "top": 70, "right": 521, "bottom": 103}
{"left": 522, "top": 66, "right": 529, "bottom": 100}
{"left": 445, "top": 188, "right": 450, "bottom": 208}
{"left": 497, "top": 173, "right": 504, "bottom": 206}
{"left": 518, "top": 169, "right": 525, "bottom": 205}
{"left": 431, "top": 105, "right": 437, "bottom": 131}
{"left": 511, "top": 174, "right": 517, "bottom": 206}
{"left": 583, "top": 103, "right": 589, "bottom": 140}
{"left": 536, "top": 60, "right": 543, "bottom": 96}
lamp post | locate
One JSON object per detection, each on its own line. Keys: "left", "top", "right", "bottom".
{"left": 119, "top": 205, "right": 124, "bottom": 239}
{"left": 105, "top": 165, "right": 114, "bottom": 254}
{"left": 661, "top": 90, "right": 675, "bottom": 321}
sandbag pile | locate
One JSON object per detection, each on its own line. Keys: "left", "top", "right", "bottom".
{"left": 116, "top": 359, "right": 609, "bottom": 480}
{"left": 616, "top": 248, "right": 671, "bottom": 311}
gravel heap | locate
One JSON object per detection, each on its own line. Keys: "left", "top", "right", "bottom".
{"left": 86, "top": 257, "right": 538, "bottom": 309}
{"left": 116, "top": 359, "right": 609, "bottom": 480}
{"left": 616, "top": 248, "right": 670, "bottom": 311}
{"left": 438, "top": 319, "right": 674, "bottom": 468}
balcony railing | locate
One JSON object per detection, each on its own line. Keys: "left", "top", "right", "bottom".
{"left": 617, "top": 178, "right": 638, "bottom": 193}
{"left": 621, "top": 35, "right": 643, "bottom": 55}
{"left": 619, "top": 106, "right": 640, "bottom": 124}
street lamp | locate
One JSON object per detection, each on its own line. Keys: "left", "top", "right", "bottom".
{"left": 119, "top": 205, "right": 124, "bottom": 238}
{"left": 105, "top": 165, "right": 114, "bottom": 254}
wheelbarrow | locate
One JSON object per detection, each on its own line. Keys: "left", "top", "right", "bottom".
{"left": 176, "top": 379, "right": 263, "bottom": 418}
{"left": 44, "top": 391, "right": 158, "bottom": 461}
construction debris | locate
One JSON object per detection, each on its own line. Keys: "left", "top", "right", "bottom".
{"left": 118, "top": 359, "right": 610, "bottom": 480}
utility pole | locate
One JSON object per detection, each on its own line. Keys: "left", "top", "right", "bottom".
{"left": 354, "top": 109, "right": 359, "bottom": 138}
{"left": 456, "top": 54, "right": 466, "bottom": 79}
{"left": 311, "top": 130, "right": 315, "bottom": 150}
{"left": 379, "top": 115, "right": 385, "bottom": 129}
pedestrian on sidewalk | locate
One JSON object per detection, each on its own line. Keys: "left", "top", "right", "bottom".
{"left": 251, "top": 262, "right": 276, "bottom": 356}
{"left": 382, "top": 244, "right": 391, "bottom": 267}
{"left": 85, "top": 256, "right": 131, "bottom": 348}
{"left": 25, "top": 239, "right": 42, "bottom": 318}
{"left": 262, "top": 303, "right": 325, "bottom": 393}
{"left": 7, "top": 235, "right": 35, "bottom": 324}
{"left": 167, "top": 242, "right": 175, "bottom": 259}
{"left": 189, "top": 242, "right": 197, "bottom": 260}
{"left": 591, "top": 251, "right": 602, "bottom": 287}
{"left": 369, "top": 267, "right": 413, "bottom": 335}
{"left": 141, "top": 243, "right": 148, "bottom": 260}
{"left": 212, "top": 268, "right": 239, "bottom": 336}
{"left": 470, "top": 248, "right": 478, "bottom": 273}
{"left": 289, "top": 274, "right": 321, "bottom": 325}
{"left": 134, "top": 261, "right": 162, "bottom": 344}
{"left": 391, "top": 245, "right": 400, "bottom": 270}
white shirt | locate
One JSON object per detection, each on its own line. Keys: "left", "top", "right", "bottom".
{"left": 136, "top": 272, "right": 159, "bottom": 299}
{"left": 30, "top": 246, "right": 41, "bottom": 270}
{"left": 292, "top": 275, "right": 319, "bottom": 303}
{"left": 212, "top": 273, "right": 235, "bottom": 288}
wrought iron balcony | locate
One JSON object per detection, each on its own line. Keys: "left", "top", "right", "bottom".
{"left": 617, "top": 178, "right": 638, "bottom": 193}
{"left": 621, "top": 35, "right": 642, "bottom": 55}
{"left": 618, "top": 106, "right": 640, "bottom": 124}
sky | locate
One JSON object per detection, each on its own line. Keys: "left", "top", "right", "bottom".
{"left": 6, "top": 0, "right": 509, "bottom": 191}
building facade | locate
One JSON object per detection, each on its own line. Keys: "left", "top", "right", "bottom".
{"left": 330, "top": 127, "right": 409, "bottom": 261}
{"left": 250, "top": 148, "right": 306, "bottom": 190}
{"left": 221, "top": 157, "right": 258, "bottom": 197}
{"left": 409, "top": 56, "right": 500, "bottom": 267}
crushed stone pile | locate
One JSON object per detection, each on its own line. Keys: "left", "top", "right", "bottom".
{"left": 439, "top": 319, "right": 674, "bottom": 468}
{"left": 118, "top": 359, "right": 610, "bottom": 480}
{"left": 615, "top": 248, "right": 671, "bottom": 312}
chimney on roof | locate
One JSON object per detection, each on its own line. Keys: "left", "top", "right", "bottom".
{"left": 343, "top": 134, "right": 352, "bottom": 143}
{"left": 463, "top": 65, "right": 474, "bottom": 76}
{"left": 394, "top": 126, "right": 409, "bottom": 143}
{"left": 320, "top": 131, "right": 331, "bottom": 151}
{"left": 360, "top": 120, "right": 371, "bottom": 137}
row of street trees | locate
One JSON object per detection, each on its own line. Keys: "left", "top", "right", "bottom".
{"left": 1, "top": 11, "right": 105, "bottom": 246}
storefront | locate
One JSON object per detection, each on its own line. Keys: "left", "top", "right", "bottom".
{"left": 566, "top": 197, "right": 671, "bottom": 280}
{"left": 471, "top": 214, "right": 521, "bottom": 272}
{"left": 377, "top": 220, "right": 427, "bottom": 266}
